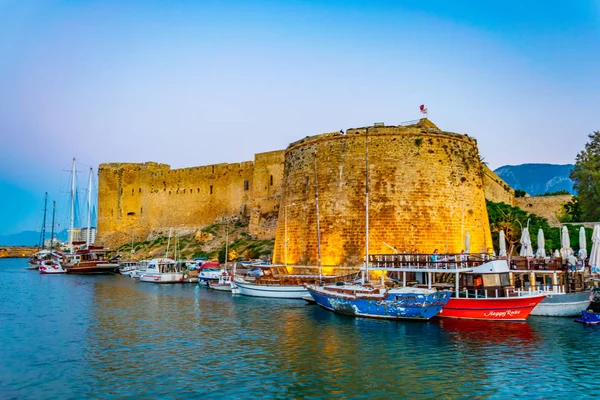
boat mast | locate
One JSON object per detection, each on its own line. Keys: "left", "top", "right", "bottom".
{"left": 225, "top": 218, "right": 229, "bottom": 268}
{"left": 314, "top": 152, "right": 322, "bottom": 282}
{"left": 165, "top": 228, "right": 172, "bottom": 259}
{"left": 364, "top": 127, "right": 370, "bottom": 283}
{"left": 86, "top": 167, "right": 93, "bottom": 248}
{"left": 50, "top": 201, "right": 56, "bottom": 252}
{"left": 40, "top": 192, "right": 48, "bottom": 250}
{"left": 69, "top": 158, "right": 76, "bottom": 254}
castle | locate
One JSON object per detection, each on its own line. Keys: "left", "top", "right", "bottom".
{"left": 97, "top": 119, "right": 515, "bottom": 266}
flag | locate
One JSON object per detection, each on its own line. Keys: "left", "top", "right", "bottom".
{"left": 420, "top": 104, "right": 428, "bottom": 114}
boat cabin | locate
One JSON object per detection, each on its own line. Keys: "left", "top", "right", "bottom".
{"left": 146, "top": 259, "right": 178, "bottom": 273}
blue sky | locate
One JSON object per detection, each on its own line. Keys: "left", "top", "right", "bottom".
{"left": 1, "top": 0, "right": 599, "bottom": 235}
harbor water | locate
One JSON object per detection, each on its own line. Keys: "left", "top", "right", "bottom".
{"left": 2, "top": 258, "right": 600, "bottom": 399}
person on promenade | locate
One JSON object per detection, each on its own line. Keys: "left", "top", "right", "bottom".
{"left": 459, "top": 250, "right": 467, "bottom": 267}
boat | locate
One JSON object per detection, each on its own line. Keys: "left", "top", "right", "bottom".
{"left": 118, "top": 261, "right": 139, "bottom": 277}
{"left": 231, "top": 265, "right": 354, "bottom": 299}
{"left": 131, "top": 260, "right": 150, "bottom": 279}
{"left": 368, "top": 255, "right": 546, "bottom": 321}
{"left": 510, "top": 257, "right": 591, "bottom": 317}
{"left": 64, "top": 248, "right": 120, "bottom": 274}
{"left": 27, "top": 250, "right": 60, "bottom": 270}
{"left": 575, "top": 288, "right": 600, "bottom": 324}
{"left": 197, "top": 262, "right": 224, "bottom": 285}
{"left": 531, "top": 292, "right": 590, "bottom": 317}
{"left": 209, "top": 272, "right": 233, "bottom": 292}
{"left": 38, "top": 258, "right": 65, "bottom": 274}
{"left": 139, "top": 258, "right": 182, "bottom": 283}
{"left": 306, "top": 282, "right": 451, "bottom": 320}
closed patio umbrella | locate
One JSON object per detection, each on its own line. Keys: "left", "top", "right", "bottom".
{"left": 519, "top": 227, "right": 533, "bottom": 257}
{"left": 536, "top": 229, "right": 546, "bottom": 259}
{"left": 578, "top": 226, "right": 587, "bottom": 261}
{"left": 465, "top": 231, "right": 471, "bottom": 254}
{"left": 560, "top": 226, "right": 573, "bottom": 260}
{"left": 589, "top": 225, "right": 600, "bottom": 273}
{"left": 499, "top": 230, "right": 507, "bottom": 257}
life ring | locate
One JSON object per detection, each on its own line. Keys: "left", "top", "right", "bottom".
{"left": 183, "top": 272, "right": 189, "bottom": 280}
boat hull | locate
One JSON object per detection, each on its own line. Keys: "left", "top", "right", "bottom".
{"left": 65, "top": 263, "right": 119, "bottom": 275}
{"left": 139, "top": 272, "right": 184, "bottom": 283}
{"left": 530, "top": 292, "right": 590, "bottom": 317}
{"left": 439, "top": 295, "right": 546, "bottom": 321}
{"left": 209, "top": 283, "right": 232, "bottom": 292}
{"left": 306, "top": 286, "right": 452, "bottom": 320}
{"left": 232, "top": 280, "right": 308, "bottom": 299}
{"left": 39, "top": 266, "right": 66, "bottom": 274}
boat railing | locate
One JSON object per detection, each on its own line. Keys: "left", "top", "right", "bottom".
{"left": 369, "top": 253, "right": 487, "bottom": 270}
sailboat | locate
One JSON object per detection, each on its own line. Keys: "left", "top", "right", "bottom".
{"left": 305, "top": 128, "right": 454, "bottom": 320}
{"left": 64, "top": 162, "right": 119, "bottom": 274}
{"left": 39, "top": 201, "right": 65, "bottom": 274}
{"left": 119, "top": 235, "right": 139, "bottom": 277}
{"left": 26, "top": 193, "right": 49, "bottom": 270}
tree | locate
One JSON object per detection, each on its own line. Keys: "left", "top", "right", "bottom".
{"left": 486, "top": 201, "right": 559, "bottom": 257}
{"left": 559, "top": 196, "right": 582, "bottom": 223}
{"left": 514, "top": 189, "right": 527, "bottom": 198}
{"left": 571, "top": 131, "right": 600, "bottom": 221}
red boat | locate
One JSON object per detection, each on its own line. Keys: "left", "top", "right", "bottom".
{"left": 440, "top": 295, "right": 546, "bottom": 321}
{"left": 368, "top": 254, "right": 546, "bottom": 322}
{"left": 437, "top": 260, "right": 546, "bottom": 321}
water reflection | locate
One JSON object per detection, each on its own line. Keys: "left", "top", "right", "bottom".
{"left": 2, "top": 259, "right": 600, "bottom": 399}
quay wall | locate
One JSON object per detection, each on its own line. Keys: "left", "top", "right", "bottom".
{"left": 0, "top": 246, "right": 37, "bottom": 258}
{"left": 272, "top": 120, "right": 494, "bottom": 267}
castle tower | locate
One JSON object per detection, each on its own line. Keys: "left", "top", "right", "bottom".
{"left": 272, "top": 119, "right": 493, "bottom": 267}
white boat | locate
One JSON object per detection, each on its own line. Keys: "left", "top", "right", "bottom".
{"left": 197, "top": 262, "right": 224, "bottom": 285}
{"left": 38, "top": 259, "right": 65, "bottom": 274}
{"left": 231, "top": 277, "right": 309, "bottom": 299}
{"left": 139, "top": 258, "right": 182, "bottom": 283}
{"left": 209, "top": 273, "right": 233, "bottom": 292}
{"left": 530, "top": 292, "right": 590, "bottom": 317}
{"left": 132, "top": 260, "right": 150, "bottom": 279}
{"left": 118, "top": 261, "right": 139, "bottom": 277}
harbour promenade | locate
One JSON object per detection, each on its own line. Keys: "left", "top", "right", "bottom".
{"left": 1, "top": 258, "right": 599, "bottom": 399}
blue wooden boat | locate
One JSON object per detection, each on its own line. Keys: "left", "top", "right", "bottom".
{"left": 305, "top": 283, "right": 452, "bottom": 320}
{"left": 575, "top": 288, "right": 600, "bottom": 324}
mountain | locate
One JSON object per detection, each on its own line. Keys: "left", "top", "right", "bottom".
{"left": 0, "top": 229, "right": 69, "bottom": 246}
{"left": 493, "top": 163, "right": 575, "bottom": 196}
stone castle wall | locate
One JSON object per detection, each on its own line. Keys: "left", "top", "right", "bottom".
{"left": 482, "top": 164, "right": 514, "bottom": 205}
{"left": 514, "top": 194, "right": 573, "bottom": 225}
{"left": 97, "top": 151, "right": 285, "bottom": 246}
{"left": 271, "top": 120, "right": 493, "bottom": 268}
{"left": 98, "top": 119, "right": 504, "bottom": 264}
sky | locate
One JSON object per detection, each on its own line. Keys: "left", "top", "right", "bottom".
{"left": 0, "top": 0, "right": 599, "bottom": 235}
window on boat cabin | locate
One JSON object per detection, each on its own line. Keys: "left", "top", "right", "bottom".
{"left": 482, "top": 273, "right": 510, "bottom": 288}
{"left": 244, "top": 180, "right": 249, "bottom": 191}
{"left": 210, "top": 185, "right": 213, "bottom": 195}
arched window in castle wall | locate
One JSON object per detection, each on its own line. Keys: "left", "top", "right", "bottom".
{"left": 210, "top": 185, "right": 213, "bottom": 195}
{"left": 244, "top": 180, "right": 249, "bottom": 191}
{"left": 270, "top": 175, "right": 273, "bottom": 186}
